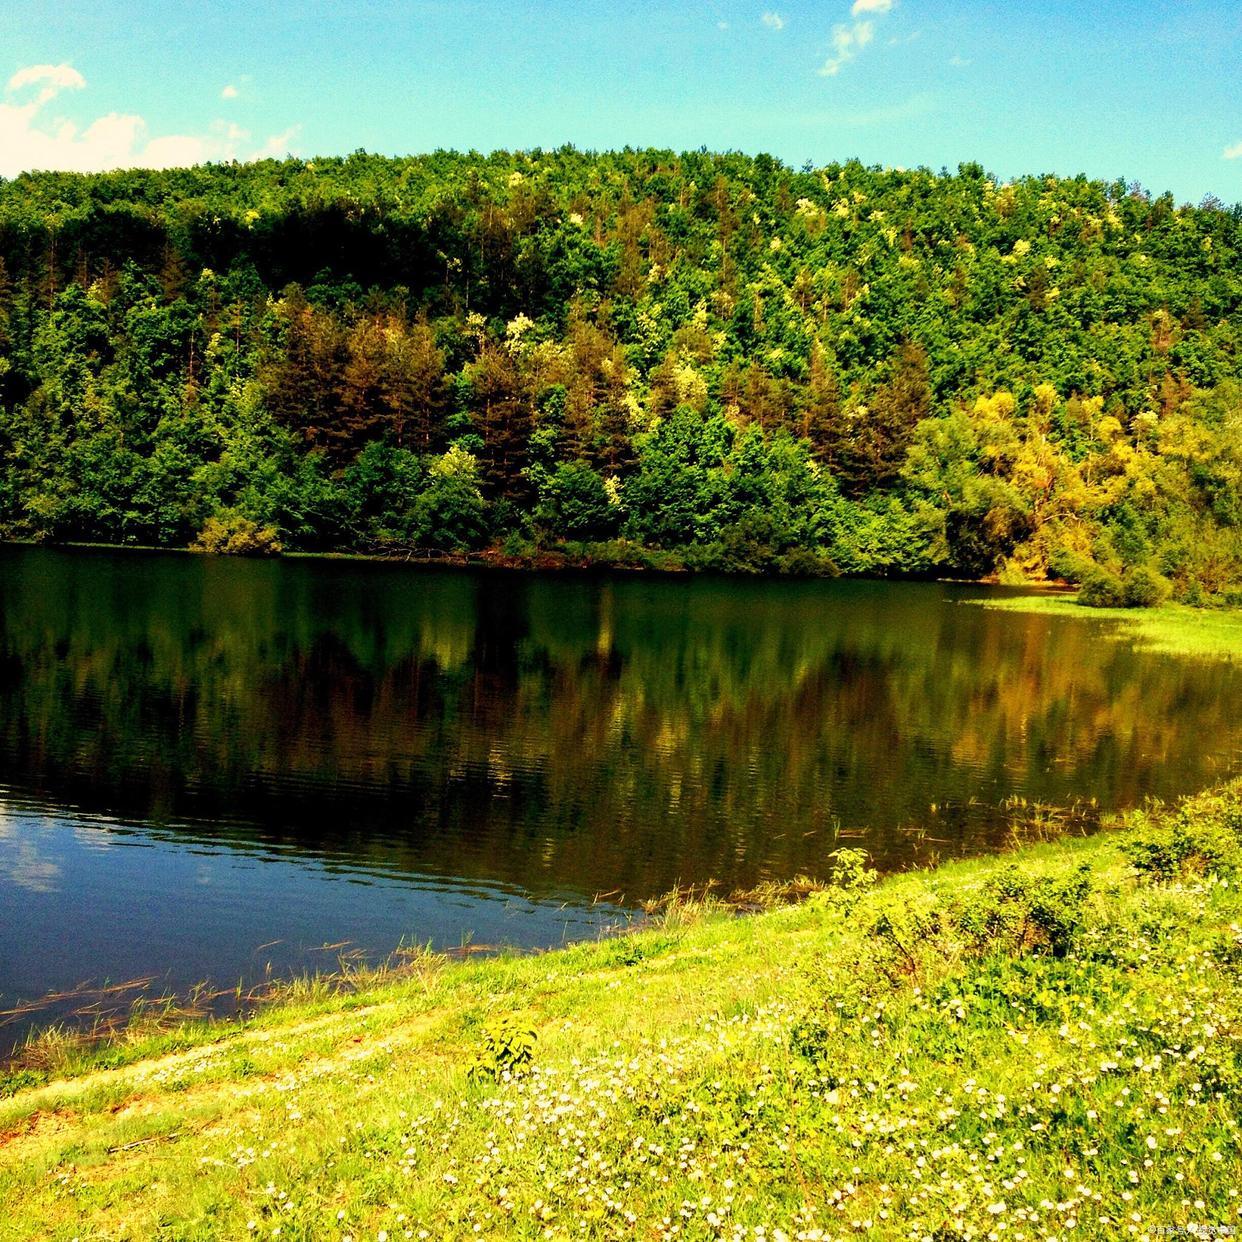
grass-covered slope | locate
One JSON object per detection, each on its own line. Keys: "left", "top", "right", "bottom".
{"left": 973, "top": 595, "right": 1242, "bottom": 659}
{"left": 2, "top": 784, "right": 1241, "bottom": 1239}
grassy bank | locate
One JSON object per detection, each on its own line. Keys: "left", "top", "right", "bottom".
{"left": 970, "top": 594, "right": 1242, "bottom": 660}
{"left": 3, "top": 787, "right": 1242, "bottom": 1240}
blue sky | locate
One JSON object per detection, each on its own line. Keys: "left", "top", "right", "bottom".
{"left": 2, "top": 0, "right": 1240, "bottom": 202}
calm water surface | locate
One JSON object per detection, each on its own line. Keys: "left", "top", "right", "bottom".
{"left": 1, "top": 546, "right": 1239, "bottom": 1045}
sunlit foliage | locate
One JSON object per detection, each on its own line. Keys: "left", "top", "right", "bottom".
{"left": 0, "top": 150, "right": 1238, "bottom": 596}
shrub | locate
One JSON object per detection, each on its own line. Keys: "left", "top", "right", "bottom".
{"left": 682, "top": 539, "right": 762, "bottom": 574}
{"left": 536, "top": 462, "right": 621, "bottom": 540}
{"left": 190, "top": 511, "right": 282, "bottom": 556}
{"left": 683, "top": 518, "right": 787, "bottom": 574}
{"left": 951, "top": 863, "right": 1093, "bottom": 959}
{"left": 1121, "top": 564, "right": 1172, "bottom": 608}
{"left": 774, "top": 546, "right": 839, "bottom": 578}
{"left": 1046, "top": 545, "right": 1095, "bottom": 585}
{"left": 574, "top": 539, "right": 686, "bottom": 572}
{"left": 1124, "top": 788, "right": 1242, "bottom": 882}
{"left": 412, "top": 448, "right": 489, "bottom": 551}
{"left": 1174, "top": 578, "right": 1210, "bottom": 607}
{"left": 1076, "top": 565, "right": 1124, "bottom": 608}
{"left": 343, "top": 441, "right": 426, "bottom": 543}
{"left": 500, "top": 531, "right": 536, "bottom": 559}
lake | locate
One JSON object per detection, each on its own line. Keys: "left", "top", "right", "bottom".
{"left": 1, "top": 546, "right": 1239, "bottom": 1048}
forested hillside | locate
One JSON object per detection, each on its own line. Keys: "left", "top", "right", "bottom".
{"left": 0, "top": 149, "right": 1239, "bottom": 594}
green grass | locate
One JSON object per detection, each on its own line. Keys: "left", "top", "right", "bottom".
{"left": 971, "top": 594, "right": 1242, "bottom": 660}
{"left": 2, "top": 787, "right": 1242, "bottom": 1240}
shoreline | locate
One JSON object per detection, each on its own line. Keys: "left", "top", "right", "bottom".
{"left": 0, "top": 534, "right": 1066, "bottom": 590}
{"left": 969, "top": 593, "right": 1242, "bottom": 659}
{"left": 3, "top": 781, "right": 1241, "bottom": 1235}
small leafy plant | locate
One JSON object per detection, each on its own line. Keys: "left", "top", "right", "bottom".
{"left": 827, "top": 846, "right": 878, "bottom": 895}
{"left": 468, "top": 1015, "right": 537, "bottom": 1083}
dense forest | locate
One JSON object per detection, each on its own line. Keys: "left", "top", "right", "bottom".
{"left": 0, "top": 149, "right": 1239, "bottom": 598}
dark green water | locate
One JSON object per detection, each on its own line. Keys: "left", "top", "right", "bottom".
{"left": 1, "top": 546, "right": 1239, "bottom": 1044}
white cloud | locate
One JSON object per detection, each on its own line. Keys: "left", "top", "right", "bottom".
{"left": 851, "top": 0, "right": 893, "bottom": 14}
{"left": 819, "top": 19, "right": 875, "bottom": 75}
{"left": 761, "top": 11, "right": 785, "bottom": 31}
{"left": 140, "top": 124, "right": 248, "bottom": 170}
{"left": 1224, "top": 140, "right": 1242, "bottom": 160}
{"left": 7, "top": 62, "right": 86, "bottom": 108}
{"left": 0, "top": 63, "right": 299, "bottom": 176}
{"left": 221, "top": 83, "right": 239, "bottom": 100}
{"left": 252, "top": 125, "right": 302, "bottom": 161}
{"left": 949, "top": 54, "right": 972, "bottom": 67}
